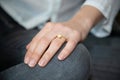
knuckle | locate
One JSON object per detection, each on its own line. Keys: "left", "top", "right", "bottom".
{"left": 33, "top": 50, "right": 41, "bottom": 57}
{"left": 73, "top": 30, "right": 80, "bottom": 38}
{"left": 31, "top": 53, "right": 40, "bottom": 60}
{"left": 71, "top": 30, "right": 81, "bottom": 42}
{"left": 46, "top": 50, "right": 53, "bottom": 56}
{"left": 31, "top": 39, "right": 39, "bottom": 46}
{"left": 70, "top": 40, "right": 76, "bottom": 45}
{"left": 53, "top": 40, "right": 61, "bottom": 46}
{"left": 41, "top": 37, "right": 49, "bottom": 45}
{"left": 63, "top": 48, "right": 69, "bottom": 54}
{"left": 25, "top": 51, "right": 31, "bottom": 58}
{"left": 45, "top": 22, "right": 53, "bottom": 28}
{"left": 43, "top": 54, "right": 50, "bottom": 61}
{"left": 32, "top": 34, "right": 41, "bottom": 41}
{"left": 28, "top": 44, "right": 36, "bottom": 53}
{"left": 28, "top": 49, "right": 33, "bottom": 54}
{"left": 55, "top": 23, "right": 64, "bottom": 29}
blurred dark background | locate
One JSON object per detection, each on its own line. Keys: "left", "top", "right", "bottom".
{"left": 83, "top": 11, "right": 120, "bottom": 80}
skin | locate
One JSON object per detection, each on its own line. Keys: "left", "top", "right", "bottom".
{"left": 24, "top": 5, "right": 103, "bottom": 67}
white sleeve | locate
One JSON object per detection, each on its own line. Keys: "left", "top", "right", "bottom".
{"left": 82, "top": 0, "right": 120, "bottom": 38}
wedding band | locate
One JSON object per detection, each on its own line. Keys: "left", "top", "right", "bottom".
{"left": 56, "top": 34, "right": 66, "bottom": 40}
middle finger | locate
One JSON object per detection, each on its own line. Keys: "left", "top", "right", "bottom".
{"left": 27, "top": 33, "right": 55, "bottom": 67}
{"left": 38, "top": 36, "right": 66, "bottom": 67}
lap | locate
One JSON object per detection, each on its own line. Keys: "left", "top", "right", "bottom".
{"left": 0, "top": 29, "right": 38, "bottom": 71}
{"left": 0, "top": 7, "right": 90, "bottom": 80}
{"left": 0, "top": 29, "right": 91, "bottom": 80}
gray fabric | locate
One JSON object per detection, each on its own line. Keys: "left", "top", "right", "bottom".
{"left": 0, "top": 43, "right": 91, "bottom": 80}
{"left": 91, "top": 46, "right": 120, "bottom": 80}
{"left": 0, "top": 30, "right": 38, "bottom": 71}
{"left": 84, "top": 34, "right": 120, "bottom": 80}
{"left": 0, "top": 20, "right": 91, "bottom": 80}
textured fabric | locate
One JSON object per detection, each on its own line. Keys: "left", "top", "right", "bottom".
{"left": 0, "top": 44, "right": 90, "bottom": 80}
{"left": 91, "top": 46, "right": 120, "bottom": 80}
{"left": 0, "top": 29, "right": 38, "bottom": 71}
{"left": 0, "top": 0, "right": 120, "bottom": 37}
{"left": 84, "top": 34, "right": 120, "bottom": 80}
{"left": 0, "top": 29, "right": 91, "bottom": 80}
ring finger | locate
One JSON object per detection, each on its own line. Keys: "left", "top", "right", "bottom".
{"left": 38, "top": 36, "right": 66, "bottom": 67}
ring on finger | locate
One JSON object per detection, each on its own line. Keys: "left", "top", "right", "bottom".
{"left": 56, "top": 34, "right": 67, "bottom": 40}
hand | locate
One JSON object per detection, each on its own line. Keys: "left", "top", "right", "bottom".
{"left": 24, "top": 5, "right": 103, "bottom": 68}
{"left": 24, "top": 20, "right": 89, "bottom": 67}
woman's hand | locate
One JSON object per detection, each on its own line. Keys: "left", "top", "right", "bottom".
{"left": 24, "top": 20, "right": 89, "bottom": 67}
{"left": 24, "top": 5, "right": 103, "bottom": 67}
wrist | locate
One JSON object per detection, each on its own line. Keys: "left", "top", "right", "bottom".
{"left": 70, "top": 16, "right": 92, "bottom": 33}
{"left": 67, "top": 17, "right": 92, "bottom": 41}
{"left": 70, "top": 5, "right": 104, "bottom": 32}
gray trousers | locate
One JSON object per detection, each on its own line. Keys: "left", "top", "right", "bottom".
{"left": 84, "top": 34, "right": 120, "bottom": 80}
{"left": 0, "top": 29, "right": 91, "bottom": 80}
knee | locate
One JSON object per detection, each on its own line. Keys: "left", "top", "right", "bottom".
{"left": 43, "top": 43, "right": 91, "bottom": 80}
{"left": 70, "top": 43, "right": 91, "bottom": 80}
{"left": 0, "top": 43, "right": 91, "bottom": 80}
{"left": 59, "top": 43, "right": 91, "bottom": 80}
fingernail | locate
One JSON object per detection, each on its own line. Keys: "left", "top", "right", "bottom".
{"left": 24, "top": 57, "right": 29, "bottom": 64}
{"left": 28, "top": 59, "right": 36, "bottom": 67}
{"left": 39, "top": 60, "right": 46, "bottom": 67}
{"left": 58, "top": 55, "right": 65, "bottom": 60}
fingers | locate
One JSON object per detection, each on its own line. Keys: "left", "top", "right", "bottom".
{"left": 25, "top": 38, "right": 77, "bottom": 67}
{"left": 25, "top": 35, "right": 47, "bottom": 64}
{"left": 58, "top": 40, "right": 77, "bottom": 60}
{"left": 24, "top": 22, "right": 81, "bottom": 68}
{"left": 25, "top": 34, "right": 55, "bottom": 67}
{"left": 26, "top": 38, "right": 50, "bottom": 67}
{"left": 24, "top": 23, "right": 53, "bottom": 64}
{"left": 26, "top": 35, "right": 65, "bottom": 67}
{"left": 25, "top": 22, "right": 53, "bottom": 50}
{"left": 38, "top": 37, "right": 65, "bottom": 67}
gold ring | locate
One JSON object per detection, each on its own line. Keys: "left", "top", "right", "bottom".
{"left": 56, "top": 34, "right": 66, "bottom": 40}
